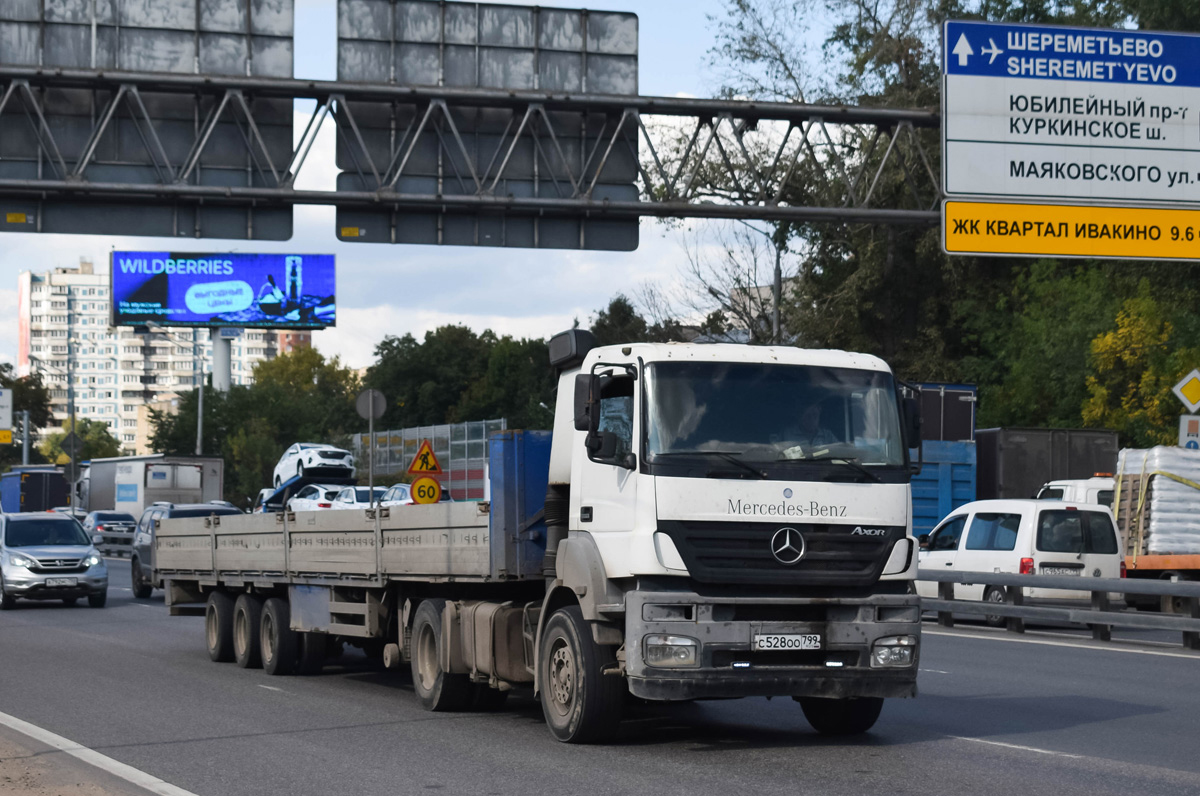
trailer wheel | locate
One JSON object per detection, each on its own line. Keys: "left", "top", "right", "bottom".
{"left": 796, "top": 696, "right": 884, "bottom": 735}
{"left": 233, "top": 594, "right": 264, "bottom": 669}
{"left": 130, "top": 557, "right": 153, "bottom": 599}
{"left": 206, "top": 592, "right": 236, "bottom": 662}
{"left": 538, "top": 606, "right": 624, "bottom": 744}
{"left": 410, "top": 599, "right": 472, "bottom": 711}
{"left": 261, "top": 597, "right": 298, "bottom": 676}
{"left": 296, "top": 633, "right": 325, "bottom": 675}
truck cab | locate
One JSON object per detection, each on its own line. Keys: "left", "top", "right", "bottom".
{"left": 1036, "top": 476, "right": 1115, "bottom": 507}
{"left": 540, "top": 331, "right": 923, "bottom": 738}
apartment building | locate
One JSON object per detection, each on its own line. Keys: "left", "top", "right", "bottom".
{"left": 17, "top": 259, "right": 280, "bottom": 451}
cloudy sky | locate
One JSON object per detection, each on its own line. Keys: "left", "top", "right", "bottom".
{"left": 0, "top": 0, "right": 733, "bottom": 368}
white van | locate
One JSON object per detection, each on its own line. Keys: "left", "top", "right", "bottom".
{"left": 1036, "top": 476, "right": 1115, "bottom": 507}
{"left": 917, "top": 499, "right": 1123, "bottom": 625}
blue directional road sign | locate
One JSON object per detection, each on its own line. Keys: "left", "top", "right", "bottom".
{"left": 942, "top": 20, "right": 1200, "bottom": 205}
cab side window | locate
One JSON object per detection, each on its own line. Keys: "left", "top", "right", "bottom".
{"left": 929, "top": 516, "right": 967, "bottom": 551}
{"left": 598, "top": 376, "right": 635, "bottom": 457}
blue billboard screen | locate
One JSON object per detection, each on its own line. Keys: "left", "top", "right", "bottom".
{"left": 110, "top": 252, "right": 335, "bottom": 329}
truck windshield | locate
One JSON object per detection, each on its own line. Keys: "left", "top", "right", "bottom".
{"left": 5, "top": 519, "right": 91, "bottom": 547}
{"left": 646, "top": 362, "right": 905, "bottom": 467}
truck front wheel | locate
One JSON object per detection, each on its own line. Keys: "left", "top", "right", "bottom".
{"left": 538, "top": 606, "right": 623, "bottom": 744}
{"left": 796, "top": 696, "right": 884, "bottom": 735}
{"left": 410, "top": 599, "right": 472, "bottom": 711}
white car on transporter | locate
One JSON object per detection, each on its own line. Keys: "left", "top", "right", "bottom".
{"left": 272, "top": 443, "right": 356, "bottom": 487}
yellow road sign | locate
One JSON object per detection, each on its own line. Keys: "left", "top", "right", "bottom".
{"left": 1173, "top": 369, "right": 1200, "bottom": 413}
{"left": 410, "top": 476, "right": 442, "bottom": 504}
{"left": 0, "top": 430, "right": 11, "bottom": 445}
{"left": 407, "top": 439, "right": 443, "bottom": 474}
{"left": 944, "top": 201, "right": 1200, "bottom": 260}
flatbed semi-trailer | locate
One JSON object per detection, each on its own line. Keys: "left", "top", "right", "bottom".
{"left": 157, "top": 333, "right": 925, "bottom": 742}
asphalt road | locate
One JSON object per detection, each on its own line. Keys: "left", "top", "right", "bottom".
{"left": 2, "top": 559, "right": 1199, "bottom": 796}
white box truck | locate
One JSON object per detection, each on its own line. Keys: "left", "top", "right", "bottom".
{"left": 155, "top": 332, "right": 924, "bottom": 743}
{"left": 78, "top": 455, "right": 225, "bottom": 516}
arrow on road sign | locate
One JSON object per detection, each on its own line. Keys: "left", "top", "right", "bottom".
{"left": 952, "top": 33, "right": 974, "bottom": 66}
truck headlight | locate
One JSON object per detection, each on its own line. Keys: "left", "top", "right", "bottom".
{"left": 644, "top": 634, "right": 699, "bottom": 668}
{"left": 871, "top": 635, "right": 917, "bottom": 668}
{"left": 7, "top": 553, "right": 34, "bottom": 569}
{"left": 82, "top": 554, "right": 103, "bottom": 568}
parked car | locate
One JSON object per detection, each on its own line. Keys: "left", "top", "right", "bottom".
{"left": 1, "top": 512, "right": 108, "bottom": 609}
{"left": 379, "top": 484, "right": 412, "bottom": 506}
{"left": 272, "top": 443, "right": 356, "bottom": 487}
{"left": 917, "top": 499, "right": 1123, "bottom": 626}
{"left": 251, "top": 488, "right": 275, "bottom": 513}
{"left": 82, "top": 511, "right": 138, "bottom": 556}
{"left": 131, "top": 502, "right": 243, "bottom": 598}
{"left": 1036, "top": 476, "right": 1115, "bottom": 508}
{"left": 329, "top": 486, "right": 387, "bottom": 509}
{"left": 287, "top": 484, "right": 344, "bottom": 512}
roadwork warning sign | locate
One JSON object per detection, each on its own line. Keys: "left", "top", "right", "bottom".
{"left": 943, "top": 200, "right": 1200, "bottom": 259}
{"left": 406, "top": 440, "right": 443, "bottom": 475}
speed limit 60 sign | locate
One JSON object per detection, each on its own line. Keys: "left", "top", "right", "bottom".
{"left": 411, "top": 476, "right": 442, "bottom": 504}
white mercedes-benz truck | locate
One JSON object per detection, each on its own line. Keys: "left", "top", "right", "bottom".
{"left": 156, "top": 330, "right": 923, "bottom": 743}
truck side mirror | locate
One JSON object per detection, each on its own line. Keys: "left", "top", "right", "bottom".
{"left": 574, "top": 374, "right": 595, "bottom": 432}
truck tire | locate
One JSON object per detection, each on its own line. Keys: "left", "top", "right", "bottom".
{"left": 983, "top": 586, "right": 1007, "bottom": 628}
{"left": 233, "top": 593, "right": 264, "bottom": 669}
{"left": 796, "top": 696, "right": 884, "bottom": 735}
{"left": 296, "top": 633, "right": 325, "bottom": 675}
{"left": 410, "top": 599, "right": 472, "bottom": 712}
{"left": 538, "top": 605, "right": 624, "bottom": 744}
{"left": 261, "top": 597, "right": 298, "bottom": 676}
{"left": 206, "top": 592, "right": 236, "bottom": 662}
{"left": 131, "top": 557, "right": 153, "bottom": 599}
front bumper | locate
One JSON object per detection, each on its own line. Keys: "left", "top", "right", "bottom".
{"left": 625, "top": 588, "right": 920, "bottom": 701}
{"left": 2, "top": 565, "right": 108, "bottom": 601}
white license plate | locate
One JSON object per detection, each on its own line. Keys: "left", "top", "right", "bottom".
{"left": 1041, "top": 566, "right": 1080, "bottom": 576}
{"left": 45, "top": 577, "right": 77, "bottom": 587}
{"left": 753, "top": 634, "right": 821, "bottom": 651}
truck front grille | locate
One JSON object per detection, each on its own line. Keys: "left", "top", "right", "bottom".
{"left": 656, "top": 520, "right": 904, "bottom": 588}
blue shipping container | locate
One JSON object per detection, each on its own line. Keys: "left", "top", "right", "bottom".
{"left": 911, "top": 441, "right": 976, "bottom": 537}
{"left": 487, "top": 430, "right": 551, "bottom": 580}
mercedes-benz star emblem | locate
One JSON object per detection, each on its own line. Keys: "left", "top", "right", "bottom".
{"left": 770, "top": 527, "right": 805, "bottom": 565}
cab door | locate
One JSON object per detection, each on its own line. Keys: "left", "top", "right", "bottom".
{"left": 917, "top": 514, "right": 968, "bottom": 598}
{"left": 574, "top": 366, "right": 639, "bottom": 546}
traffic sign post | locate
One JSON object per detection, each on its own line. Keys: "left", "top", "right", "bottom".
{"left": 406, "top": 440, "right": 443, "bottom": 476}
{"left": 0, "top": 388, "right": 11, "bottom": 446}
{"left": 410, "top": 476, "right": 442, "bottom": 505}
{"left": 356, "top": 389, "right": 388, "bottom": 509}
{"left": 942, "top": 20, "right": 1200, "bottom": 259}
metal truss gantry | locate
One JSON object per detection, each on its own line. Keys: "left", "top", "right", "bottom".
{"left": 0, "top": 66, "right": 942, "bottom": 231}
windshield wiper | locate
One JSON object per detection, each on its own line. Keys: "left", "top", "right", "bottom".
{"left": 814, "top": 456, "right": 882, "bottom": 483}
{"left": 656, "top": 450, "right": 767, "bottom": 479}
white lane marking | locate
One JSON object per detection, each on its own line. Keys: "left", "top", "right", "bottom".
{"left": 0, "top": 709, "right": 199, "bottom": 796}
{"left": 257, "top": 685, "right": 285, "bottom": 693}
{"left": 951, "top": 735, "right": 1082, "bottom": 759}
{"left": 132, "top": 603, "right": 158, "bottom": 609}
{"left": 920, "top": 668, "right": 950, "bottom": 674}
{"left": 114, "top": 588, "right": 131, "bottom": 592}
{"left": 925, "top": 628, "right": 1200, "bottom": 660}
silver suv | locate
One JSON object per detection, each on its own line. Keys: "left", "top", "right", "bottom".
{"left": 131, "top": 502, "right": 243, "bottom": 598}
{"left": 0, "top": 513, "right": 108, "bottom": 609}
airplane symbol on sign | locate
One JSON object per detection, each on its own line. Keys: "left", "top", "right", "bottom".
{"left": 980, "top": 37, "right": 1004, "bottom": 64}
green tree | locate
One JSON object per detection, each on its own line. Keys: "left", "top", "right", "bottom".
{"left": 39, "top": 418, "right": 121, "bottom": 465}
{"left": 367, "top": 326, "right": 495, "bottom": 428}
{"left": 452, "top": 336, "right": 556, "bottom": 429}
{"left": 0, "top": 364, "right": 53, "bottom": 471}
{"left": 590, "top": 295, "right": 683, "bottom": 346}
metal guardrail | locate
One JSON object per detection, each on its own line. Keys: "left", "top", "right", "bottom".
{"left": 917, "top": 569, "right": 1200, "bottom": 650}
